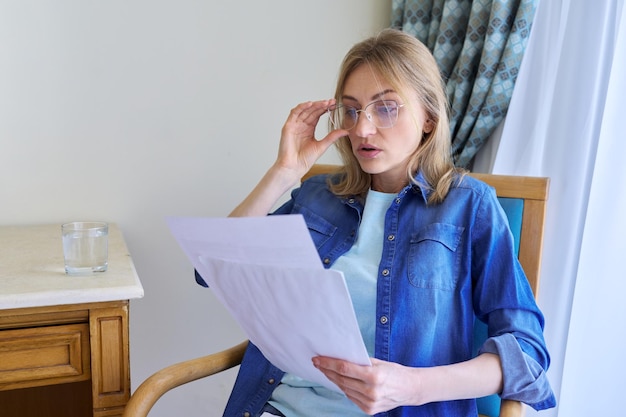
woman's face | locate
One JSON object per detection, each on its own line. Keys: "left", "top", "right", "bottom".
{"left": 341, "top": 64, "right": 432, "bottom": 193}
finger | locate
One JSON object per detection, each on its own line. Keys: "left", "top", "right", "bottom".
{"left": 313, "top": 129, "right": 347, "bottom": 154}
{"left": 318, "top": 366, "right": 362, "bottom": 396}
{"left": 321, "top": 367, "right": 384, "bottom": 415}
{"left": 341, "top": 387, "right": 377, "bottom": 414}
{"left": 317, "top": 365, "right": 379, "bottom": 413}
{"left": 313, "top": 356, "right": 368, "bottom": 384}
{"left": 291, "top": 99, "right": 335, "bottom": 125}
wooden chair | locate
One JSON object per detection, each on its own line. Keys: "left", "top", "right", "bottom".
{"left": 123, "top": 164, "right": 549, "bottom": 417}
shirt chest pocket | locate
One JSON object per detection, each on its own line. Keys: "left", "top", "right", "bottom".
{"left": 294, "top": 204, "right": 338, "bottom": 248}
{"left": 408, "top": 223, "right": 464, "bottom": 291}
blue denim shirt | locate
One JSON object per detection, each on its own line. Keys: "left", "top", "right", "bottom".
{"left": 220, "top": 173, "right": 556, "bottom": 417}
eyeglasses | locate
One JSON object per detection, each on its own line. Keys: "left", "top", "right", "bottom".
{"left": 327, "top": 100, "right": 405, "bottom": 130}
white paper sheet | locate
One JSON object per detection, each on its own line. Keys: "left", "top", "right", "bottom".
{"left": 166, "top": 215, "right": 371, "bottom": 391}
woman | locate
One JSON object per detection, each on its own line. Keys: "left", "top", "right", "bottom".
{"left": 224, "top": 29, "right": 555, "bottom": 417}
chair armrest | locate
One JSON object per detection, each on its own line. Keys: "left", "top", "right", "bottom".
{"left": 500, "top": 399, "right": 524, "bottom": 417}
{"left": 123, "top": 340, "right": 249, "bottom": 417}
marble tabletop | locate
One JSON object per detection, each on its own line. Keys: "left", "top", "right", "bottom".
{"left": 0, "top": 223, "right": 144, "bottom": 310}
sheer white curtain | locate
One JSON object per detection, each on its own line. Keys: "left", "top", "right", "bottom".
{"left": 475, "top": 0, "right": 626, "bottom": 415}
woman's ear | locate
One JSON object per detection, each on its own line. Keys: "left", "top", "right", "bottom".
{"left": 423, "top": 119, "right": 434, "bottom": 134}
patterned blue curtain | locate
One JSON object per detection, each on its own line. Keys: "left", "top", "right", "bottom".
{"left": 391, "top": 0, "right": 538, "bottom": 168}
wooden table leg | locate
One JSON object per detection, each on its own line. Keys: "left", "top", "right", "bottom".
{"left": 90, "top": 302, "right": 130, "bottom": 417}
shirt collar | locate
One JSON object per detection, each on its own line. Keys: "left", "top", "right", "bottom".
{"left": 341, "top": 171, "right": 433, "bottom": 205}
{"left": 409, "top": 170, "right": 431, "bottom": 203}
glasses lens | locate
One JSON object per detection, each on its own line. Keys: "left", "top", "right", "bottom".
{"left": 328, "top": 104, "right": 357, "bottom": 130}
{"left": 328, "top": 100, "right": 400, "bottom": 130}
{"left": 370, "top": 100, "right": 399, "bottom": 128}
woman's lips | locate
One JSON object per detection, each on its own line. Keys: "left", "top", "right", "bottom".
{"left": 357, "top": 144, "right": 381, "bottom": 159}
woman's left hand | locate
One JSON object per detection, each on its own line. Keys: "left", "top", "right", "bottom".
{"left": 312, "top": 356, "right": 423, "bottom": 414}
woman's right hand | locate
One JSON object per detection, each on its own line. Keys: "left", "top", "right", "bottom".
{"left": 229, "top": 99, "right": 347, "bottom": 217}
{"left": 274, "top": 99, "right": 348, "bottom": 181}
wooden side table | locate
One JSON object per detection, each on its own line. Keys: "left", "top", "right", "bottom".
{"left": 0, "top": 224, "right": 144, "bottom": 417}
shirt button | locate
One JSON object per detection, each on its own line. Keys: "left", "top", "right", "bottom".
{"left": 348, "top": 198, "right": 356, "bottom": 204}
{"left": 243, "top": 412, "right": 251, "bottom": 417}
{"left": 382, "top": 269, "right": 390, "bottom": 276}
{"left": 268, "top": 378, "right": 275, "bottom": 384}
{"left": 395, "top": 197, "right": 401, "bottom": 204}
{"left": 380, "top": 316, "right": 389, "bottom": 324}
{"left": 323, "top": 258, "right": 331, "bottom": 265}
{"left": 387, "top": 234, "right": 395, "bottom": 241}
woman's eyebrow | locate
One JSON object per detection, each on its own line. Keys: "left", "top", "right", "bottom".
{"left": 341, "top": 89, "right": 397, "bottom": 104}
{"left": 371, "top": 89, "right": 396, "bottom": 101}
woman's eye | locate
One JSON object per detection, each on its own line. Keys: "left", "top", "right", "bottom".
{"left": 344, "top": 107, "right": 358, "bottom": 120}
{"left": 375, "top": 101, "right": 398, "bottom": 116}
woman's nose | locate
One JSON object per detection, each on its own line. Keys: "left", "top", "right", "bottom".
{"left": 352, "top": 111, "right": 377, "bottom": 137}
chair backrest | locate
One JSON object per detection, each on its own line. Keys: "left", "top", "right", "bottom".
{"left": 304, "top": 165, "right": 549, "bottom": 417}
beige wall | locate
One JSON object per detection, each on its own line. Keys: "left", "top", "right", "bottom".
{"left": 0, "top": 1, "right": 391, "bottom": 414}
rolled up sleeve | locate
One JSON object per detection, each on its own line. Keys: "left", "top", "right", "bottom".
{"left": 480, "top": 333, "right": 556, "bottom": 410}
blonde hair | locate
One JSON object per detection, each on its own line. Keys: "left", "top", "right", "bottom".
{"left": 329, "top": 29, "right": 462, "bottom": 204}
